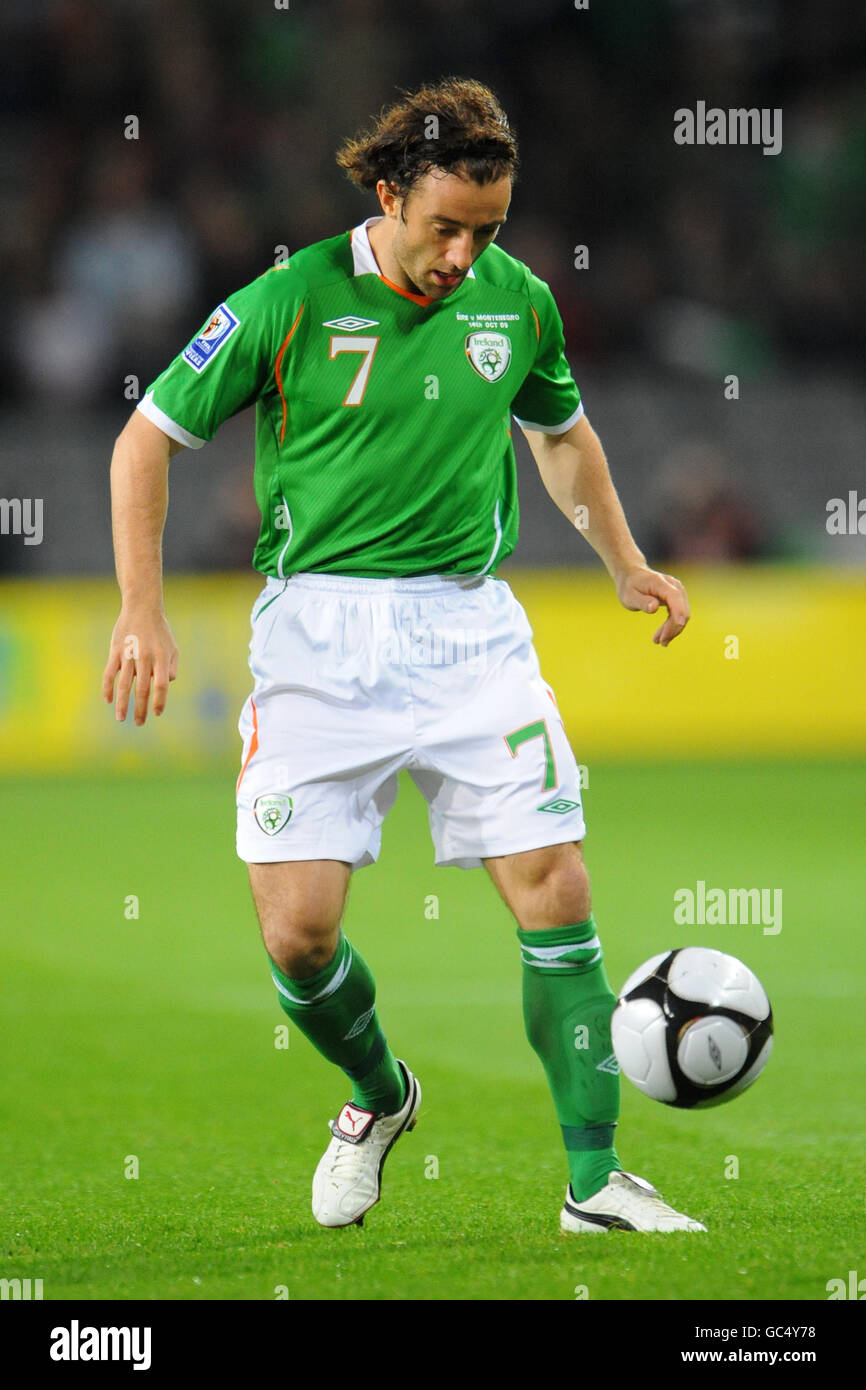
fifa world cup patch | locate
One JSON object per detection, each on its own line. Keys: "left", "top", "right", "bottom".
{"left": 183, "top": 303, "right": 241, "bottom": 372}
{"left": 332, "top": 1102, "right": 376, "bottom": 1144}
{"left": 465, "top": 331, "right": 512, "bottom": 382}
{"left": 253, "top": 793, "right": 293, "bottom": 835}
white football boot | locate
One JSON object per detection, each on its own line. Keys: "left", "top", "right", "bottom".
{"left": 560, "top": 1170, "right": 707, "bottom": 1233}
{"left": 312, "top": 1060, "right": 421, "bottom": 1228}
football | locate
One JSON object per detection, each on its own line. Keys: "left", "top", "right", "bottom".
{"left": 611, "top": 947, "right": 773, "bottom": 1108}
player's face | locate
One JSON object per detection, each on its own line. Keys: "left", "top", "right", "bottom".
{"left": 390, "top": 171, "right": 511, "bottom": 299}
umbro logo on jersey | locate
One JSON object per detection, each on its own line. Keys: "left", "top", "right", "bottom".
{"left": 322, "top": 316, "right": 380, "bottom": 332}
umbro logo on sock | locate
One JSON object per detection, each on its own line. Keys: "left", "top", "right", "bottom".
{"left": 343, "top": 1006, "right": 375, "bottom": 1041}
{"left": 596, "top": 1053, "right": 621, "bottom": 1075}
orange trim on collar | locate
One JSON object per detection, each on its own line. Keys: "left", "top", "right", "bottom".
{"left": 353, "top": 222, "right": 435, "bottom": 305}
{"left": 377, "top": 271, "right": 434, "bottom": 307}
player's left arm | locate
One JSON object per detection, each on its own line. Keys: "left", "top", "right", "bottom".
{"left": 522, "top": 412, "right": 690, "bottom": 646}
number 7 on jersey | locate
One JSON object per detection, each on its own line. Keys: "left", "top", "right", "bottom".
{"left": 329, "top": 335, "right": 380, "bottom": 407}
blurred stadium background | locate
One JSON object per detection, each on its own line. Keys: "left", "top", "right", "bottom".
{"left": 0, "top": 0, "right": 864, "bottom": 772}
{"left": 1, "top": 0, "right": 865, "bottom": 1304}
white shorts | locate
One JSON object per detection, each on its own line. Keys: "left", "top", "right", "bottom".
{"left": 235, "top": 572, "right": 587, "bottom": 869}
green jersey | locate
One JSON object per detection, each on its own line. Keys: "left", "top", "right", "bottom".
{"left": 139, "top": 218, "right": 583, "bottom": 577}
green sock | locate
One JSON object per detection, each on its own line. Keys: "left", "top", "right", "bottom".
{"left": 270, "top": 934, "right": 406, "bottom": 1114}
{"left": 518, "top": 915, "right": 622, "bottom": 1201}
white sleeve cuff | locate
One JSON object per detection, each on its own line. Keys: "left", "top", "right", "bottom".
{"left": 514, "top": 400, "right": 584, "bottom": 436}
{"left": 137, "top": 392, "right": 207, "bottom": 450}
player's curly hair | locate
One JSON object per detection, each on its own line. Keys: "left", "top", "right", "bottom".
{"left": 336, "top": 77, "right": 518, "bottom": 197}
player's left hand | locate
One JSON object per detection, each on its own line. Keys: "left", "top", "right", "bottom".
{"left": 616, "top": 566, "right": 690, "bottom": 646}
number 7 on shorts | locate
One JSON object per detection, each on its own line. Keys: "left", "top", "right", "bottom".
{"left": 504, "top": 719, "right": 557, "bottom": 791}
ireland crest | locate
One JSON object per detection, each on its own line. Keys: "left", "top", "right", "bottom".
{"left": 465, "top": 331, "right": 511, "bottom": 382}
{"left": 254, "top": 793, "right": 293, "bottom": 835}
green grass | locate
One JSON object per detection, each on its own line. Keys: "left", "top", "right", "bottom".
{"left": 1, "top": 761, "right": 864, "bottom": 1301}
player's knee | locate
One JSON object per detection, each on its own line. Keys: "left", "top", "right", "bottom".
{"left": 248, "top": 861, "right": 348, "bottom": 977}
{"left": 517, "top": 842, "right": 585, "bottom": 885}
{"left": 506, "top": 843, "right": 591, "bottom": 928}
{"left": 263, "top": 919, "right": 340, "bottom": 978}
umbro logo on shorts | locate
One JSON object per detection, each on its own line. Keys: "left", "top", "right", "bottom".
{"left": 537, "top": 797, "right": 581, "bottom": 814}
{"left": 253, "top": 793, "right": 293, "bottom": 835}
{"left": 322, "top": 316, "right": 380, "bottom": 332}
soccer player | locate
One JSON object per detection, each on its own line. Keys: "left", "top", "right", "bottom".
{"left": 103, "top": 79, "right": 705, "bottom": 1235}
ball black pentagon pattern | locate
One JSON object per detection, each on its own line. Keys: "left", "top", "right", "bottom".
{"left": 615, "top": 948, "right": 774, "bottom": 1109}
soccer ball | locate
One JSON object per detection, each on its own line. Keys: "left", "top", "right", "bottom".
{"left": 611, "top": 947, "right": 773, "bottom": 1108}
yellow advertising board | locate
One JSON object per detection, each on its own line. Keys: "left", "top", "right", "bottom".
{"left": 0, "top": 567, "right": 862, "bottom": 773}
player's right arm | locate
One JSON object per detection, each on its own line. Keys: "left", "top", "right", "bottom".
{"left": 103, "top": 267, "right": 304, "bottom": 723}
{"left": 102, "top": 410, "right": 184, "bottom": 725}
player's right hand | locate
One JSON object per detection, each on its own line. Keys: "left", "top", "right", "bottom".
{"left": 102, "top": 609, "right": 179, "bottom": 725}
{"left": 616, "top": 566, "right": 691, "bottom": 646}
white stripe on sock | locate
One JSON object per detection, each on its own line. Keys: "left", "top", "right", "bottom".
{"left": 521, "top": 937, "right": 601, "bottom": 961}
{"left": 272, "top": 943, "right": 353, "bottom": 1006}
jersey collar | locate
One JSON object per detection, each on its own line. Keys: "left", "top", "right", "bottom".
{"left": 350, "top": 217, "right": 475, "bottom": 306}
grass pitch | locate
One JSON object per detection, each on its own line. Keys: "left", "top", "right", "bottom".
{"left": 1, "top": 761, "right": 863, "bottom": 1301}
